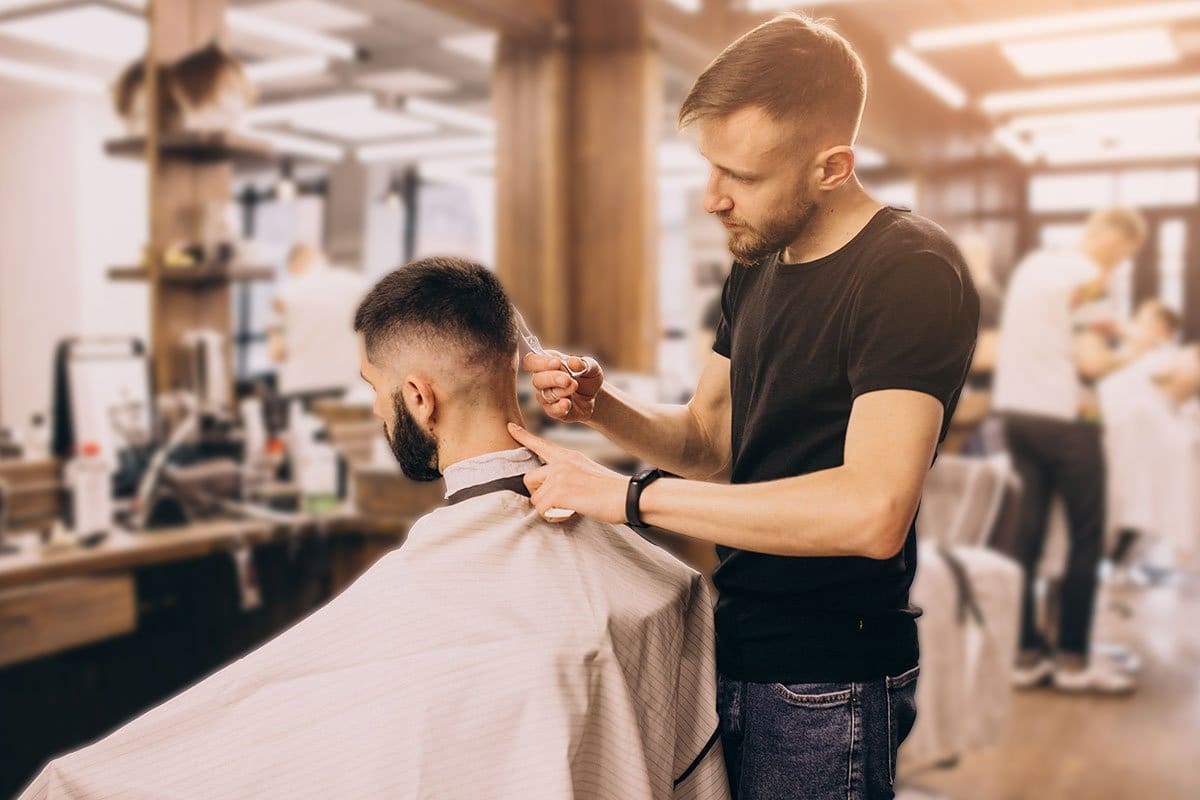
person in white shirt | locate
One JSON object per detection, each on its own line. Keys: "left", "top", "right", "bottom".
{"left": 268, "top": 242, "right": 366, "bottom": 398}
{"left": 1102, "top": 332, "right": 1200, "bottom": 579}
{"left": 993, "top": 207, "right": 1149, "bottom": 694}
{"left": 20, "top": 257, "right": 728, "bottom": 800}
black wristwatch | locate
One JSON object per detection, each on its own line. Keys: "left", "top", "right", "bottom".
{"left": 626, "top": 468, "right": 665, "bottom": 529}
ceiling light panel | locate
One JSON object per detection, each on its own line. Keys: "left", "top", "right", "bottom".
{"left": 439, "top": 32, "right": 496, "bottom": 66}
{"left": 911, "top": 1, "right": 1200, "bottom": 51}
{"left": 982, "top": 74, "right": 1200, "bottom": 113}
{"left": 356, "top": 68, "right": 457, "bottom": 96}
{"left": 357, "top": 136, "right": 494, "bottom": 163}
{"left": 289, "top": 109, "right": 439, "bottom": 141}
{"left": 248, "top": 0, "right": 369, "bottom": 32}
{"left": 0, "top": 4, "right": 145, "bottom": 63}
{"left": 1001, "top": 28, "right": 1178, "bottom": 78}
{"left": 891, "top": 48, "right": 967, "bottom": 109}
{"left": 0, "top": 53, "right": 104, "bottom": 92}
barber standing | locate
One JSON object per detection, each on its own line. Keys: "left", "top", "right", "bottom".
{"left": 508, "top": 14, "right": 978, "bottom": 800}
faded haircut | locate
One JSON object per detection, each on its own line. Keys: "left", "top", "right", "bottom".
{"left": 354, "top": 256, "right": 518, "bottom": 367}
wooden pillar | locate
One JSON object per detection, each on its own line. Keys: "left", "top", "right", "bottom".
{"left": 146, "top": 0, "right": 232, "bottom": 395}
{"left": 494, "top": 0, "right": 661, "bottom": 371}
{"left": 493, "top": 32, "right": 570, "bottom": 345}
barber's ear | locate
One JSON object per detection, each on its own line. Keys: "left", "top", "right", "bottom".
{"left": 402, "top": 375, "right": 437, "bottom": 427}
{"left": 815, "top": 145, "right": 856, "bottom": 191}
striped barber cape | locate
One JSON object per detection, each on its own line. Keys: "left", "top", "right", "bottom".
{"left": 20, "top": 454, "right": 728, "bottom": 800}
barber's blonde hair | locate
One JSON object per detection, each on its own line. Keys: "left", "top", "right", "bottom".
{"left": 678, "top": 13, "right": 867, "bottom": 145}
{"left": 1086, "top": 207, "right": 1148, "bottom": 246}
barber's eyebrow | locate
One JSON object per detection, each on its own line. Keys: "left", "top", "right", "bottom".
{"left": 702, "top": 153, "right": 758, "bottom": 181}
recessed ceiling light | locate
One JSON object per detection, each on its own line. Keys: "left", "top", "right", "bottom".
{"left": 356, "top": 68, "right": 457, "bottom": 96}
{"left": 992, "top": 127, "right": 1037, "bottom": 165}
{"left": 0, "top": 54, "right": 104, "bottom": 93}
{"left": 440, "top": 32, "right": 496, "bottom": 66}
{"left": 981, "top": 74, "right": 1200, "bottom": 113}
{"left": 0, "top": 4, "right": 145, "bottom": 63}
{"left": 911, "top": 1, "right": 1200, "bottom": 51}
{"left": 0, "top": 1, "right": 59, "bottom": 13}
{"left": 248, "top": 0, "right": 369, "bottom": 32}
{"left": 890, "top": 48, "right": 967, "bottom": 109}
{"left": 357, "top": 136, "right": 494, "bottom": 163}
{"left": 77, "top": 0, "right": 359, "bottom": 60}
{"left": 245, "top": 93, "right": 374, "bottom": 125}
{"left": 1006, "top": 104, "right": 1200, "bottom": 139}
{"left": 1041, "top": 138, "right": 1200, "bottom": 166}
{"left": 242, "top": 55, "right": 329, "bottom": 84}
{"left": 1001, "top": 28, "right": 1178, "bottom": 78}
{"left": 226, "top": 8, "right": 357, "bottom": 60}
{"left": 289, "top": 109, "right": 439, "bottom": 141}
{"left": 747, "top": 0, "right": 863, "bottom": 9}
{"left": 404, "top": 97, "right": 493, "bottom": 134}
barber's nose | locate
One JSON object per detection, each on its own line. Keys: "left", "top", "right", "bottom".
{"left": 703, "top": 172, "right": 732, "bottom": 214}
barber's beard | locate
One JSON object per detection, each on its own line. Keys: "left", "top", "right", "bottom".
{"left": 387, "top": 392, "right": 441, "bottom": 482}
{"left": 722, "top": 197, "right": 819, "bottom": 266}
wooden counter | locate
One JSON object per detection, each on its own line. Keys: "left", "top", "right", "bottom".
{"left": 0, "top": 511, "right": 410, "bottom": 592}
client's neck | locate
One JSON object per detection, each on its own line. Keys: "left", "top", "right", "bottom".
{"left": 437, "top": 396, "right": 527, "bottom": 471}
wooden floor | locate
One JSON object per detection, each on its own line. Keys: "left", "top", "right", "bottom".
{"left": 900, "top": 574, "right": 1200, "bottom": 800}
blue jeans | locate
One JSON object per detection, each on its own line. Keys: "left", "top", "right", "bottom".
{"left": 717, "top": 666, "right": 919, "bottom": 799}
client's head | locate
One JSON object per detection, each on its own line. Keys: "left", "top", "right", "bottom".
{"left": 1128, "top": 300, "right": 1181, "bottom": 351}
{"left": 354, "top": 256, "right": 521, "bottom": 481}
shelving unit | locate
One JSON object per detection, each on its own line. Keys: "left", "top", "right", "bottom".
{"left": 105, "top": 130, "right": 275, "bottom": 167}
{"left": 107, "top": 265, "right": 275, "bottom": 285}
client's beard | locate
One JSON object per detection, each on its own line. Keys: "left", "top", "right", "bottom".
{"left": 387, "top": 391, "right": 441, "bottom": 482}
{"left": 724, "top": 198, "right": 819, "bottom": 266}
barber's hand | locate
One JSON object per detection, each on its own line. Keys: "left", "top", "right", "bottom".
{"left": 524, "top": 351, "right": 604, "bottom": 423}
{"left": 508, "top": 423, "right": 627, "bottom": 525}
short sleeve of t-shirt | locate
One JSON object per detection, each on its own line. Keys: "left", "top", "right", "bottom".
{"left": 847, "top": 254, "right": 977, "bottom": 415}
{"left": 712, "top": 269, "right": 737, "bottom": 358}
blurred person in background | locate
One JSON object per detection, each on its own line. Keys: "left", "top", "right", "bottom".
{"left": 950, "top": 231, "right": 1004, "bottom": 455}
{"left": 268, "top": 242, "right": 366, "bottom": 400}
{"left": 993, "top": 207, "right": 1150, "bottom": 694}
{"left": 1102, "top": 328, "right": 1200, "bottom": 582}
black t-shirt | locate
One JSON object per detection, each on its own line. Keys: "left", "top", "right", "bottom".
{"left": 711, "top": 206, "right": 979, "bottom": 683}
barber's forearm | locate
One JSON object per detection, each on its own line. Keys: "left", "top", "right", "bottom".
{"left": 636, "top": 468, "right": 911, "bottom": 559}
{"left": 587, "top": 384, "right": 725, "bottom": 480}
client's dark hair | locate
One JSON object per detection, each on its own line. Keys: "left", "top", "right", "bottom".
{"left": 354, "top": 256, "right": 518, "bottom": 365}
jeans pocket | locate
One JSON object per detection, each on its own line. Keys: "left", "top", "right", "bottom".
{"left": 886, "top": 666, "right": 920, "bottom": 784}
{"left": 770, "top": 681, "right": 854, "bottom": 708}
{"left": 748, "top": 682, "right": 856, "bottom": 800}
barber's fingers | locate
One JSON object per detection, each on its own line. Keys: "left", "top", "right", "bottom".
{"left": 532, "top": 371, "right": 577, "bottom": 394}
{"left": 523, "top": 465, "right": 550, "bottom": 494}
{"left": 564, "top": 356, "right": 600, "bottom": 379}
{"left": 523, "top": 352, "right": 573, "bottom": 374}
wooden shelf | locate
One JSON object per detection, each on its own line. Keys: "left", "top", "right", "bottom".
{"left": 107, "top": 265, "right": 276, "bottom": 285}
{"left": 105, "top": 131, "right": 276, "bottom": 166}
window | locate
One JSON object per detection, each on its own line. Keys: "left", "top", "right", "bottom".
{"left": 1158, "top": 218, "right": 1187, "bottom": 314}
{"left": 1030, "top": 167, "right": 1198, "bottom": 213}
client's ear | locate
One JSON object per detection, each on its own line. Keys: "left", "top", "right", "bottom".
{"left": 403, "top": 374, "right": 437, "bottom": 428}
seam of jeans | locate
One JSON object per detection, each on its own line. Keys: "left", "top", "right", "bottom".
{"left": 887, "top": 680, "right": 894, "bottom": 786}
{"left": 885, "top": 664, "right": 921, "bottom": 689}
{"left": 846, "top": 684, "right": 857, "bottom": 800}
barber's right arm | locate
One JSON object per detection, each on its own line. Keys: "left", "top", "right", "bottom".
{"left": 524, "top": 349, "right": 732, "bottom": 481}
